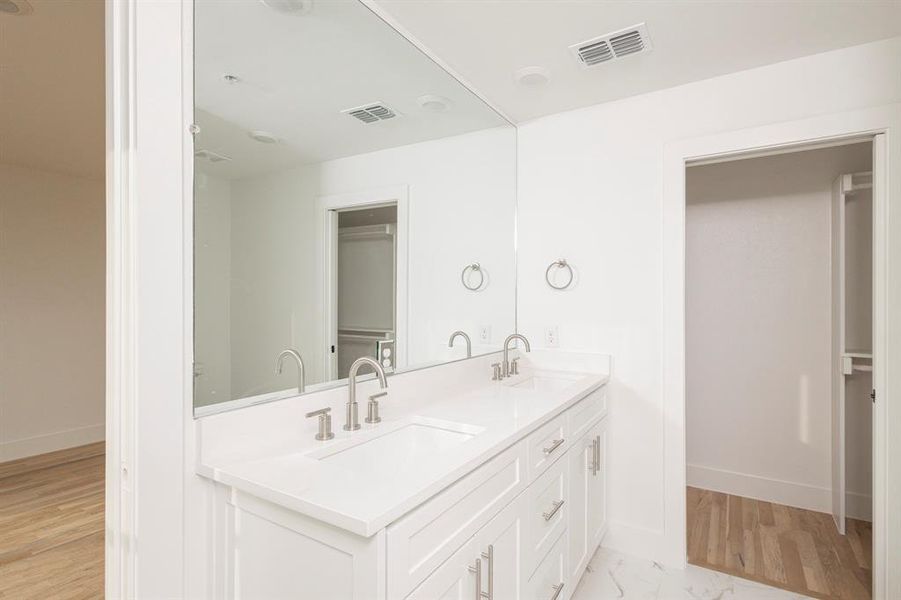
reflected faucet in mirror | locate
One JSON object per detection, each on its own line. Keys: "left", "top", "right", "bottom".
{"left": 448, "top": 330, "right": 472, "bottom": 358}
{"left": 502, "top": 334, "right": 531, "bottom": 379}
{"left": 276, "top": 349, "right": 305, "bottom": 394}
{"left": 345, "top": 357, "right": 388, "bottom": 432}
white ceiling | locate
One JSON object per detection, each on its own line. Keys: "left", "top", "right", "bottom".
{"left": 371, "top": 0, "right": 901, "bottom": 123}
{"left": 194, "top": 0, "right": 508, "bottom": 179}
{"left": 0, "top": 0, "right": 105, "bottom": 179}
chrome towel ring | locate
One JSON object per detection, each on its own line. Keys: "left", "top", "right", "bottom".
{"left": 545, "top": 259, "right": 573, "bottom": 290}
{"left": 461, "top": 263, "right": 485, "bottom": 291}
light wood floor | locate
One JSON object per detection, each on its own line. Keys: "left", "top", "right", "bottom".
{"left": 0, "top": 443, "right": 105, "bottom": 599}
{"left": 687, "top": 486, "right": 871, "bottom": 600}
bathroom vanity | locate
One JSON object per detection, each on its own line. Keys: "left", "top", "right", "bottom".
{"left": 197, "top": 355, "right": 609, "bottom": 600}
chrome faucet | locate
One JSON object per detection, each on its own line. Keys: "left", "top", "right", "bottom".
{"left": 345, "top": 357, "right": 388, "bottom": 431}
{"left": 448, "top": 330, "right": 472, "bottom": 358}
{"left": 502, "top": 334, "right": 531, "bottom": 379}
{"left": 276, "top": 348, "right": 305, "bottom": 394}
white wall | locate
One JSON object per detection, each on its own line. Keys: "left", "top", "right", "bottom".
{"left": 516, "top": 37, "right": 901, "bottom": 560}
{"left": 194, "top": 172, "right": 232, "bottom": 406}
{"left": 0, "top": 164, "right": 105, "bottom": 460}
{"left": 684, "top": 144, "right": 871, "bottom": 515}
{"left": 194, "top": 127, "right": 516, "bottom": 405}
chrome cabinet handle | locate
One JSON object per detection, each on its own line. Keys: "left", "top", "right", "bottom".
{"left": 543, "top": 438, "right": 565, "bottom": 455}
{"left": 542, "top": 499, "right": 565, "bottom": 521}
{"left": 550, "top": 582, "right": 565, "bottom": 600}
{"left": 480, "top": 545, "right": 494, "bottom": 600}
{"left": 593, "top": 435, "right": 601, "bottom": 476}
{"left": 467, "top": 558, "right": 482, "bottom": 600}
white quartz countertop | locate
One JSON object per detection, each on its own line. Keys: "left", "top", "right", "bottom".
{"left": 197, "top": 369, "right": 608, "bottom": 537}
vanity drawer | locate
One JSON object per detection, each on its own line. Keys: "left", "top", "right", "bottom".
{"left": 387, "top": 440, "right": 527, "bottom": 600}
{"left": 568, "top": 385, "right": 607, "bottom": 442}
{"left": 527, "top": 527, "right": 568, "bottom": 600}
{"left": 525, "top": 455, "right": 568, "bottom": 576}
{"left": 527, "top": 413, "right": 568, "bottom": 480}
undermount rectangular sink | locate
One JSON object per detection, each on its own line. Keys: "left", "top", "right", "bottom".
{"left": 310, "top": 419, "right": 481, "bottom": 475}
{"left": 512, "top": 373, "right": 581, "bottom": 393}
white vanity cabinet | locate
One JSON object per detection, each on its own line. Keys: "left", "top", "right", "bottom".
{"left": 211, "top": 381, "right": 608, "bottom": 600}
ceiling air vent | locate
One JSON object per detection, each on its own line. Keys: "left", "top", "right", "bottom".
{"left": 570, "top": 23, "right": 652, "bottom": 69}
{"left": 342, "top": 103, "right": 398, "bottom": 124}
{"left": 194, "top": 149, "right": 231, "bottom": 163}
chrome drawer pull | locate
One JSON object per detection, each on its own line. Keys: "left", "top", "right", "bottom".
{"left": 480, "top": 544, "right": 494, "bottom": 600}
{"left": 467, "top": 558, "right": 482, "bottom": 600}
{"left": 550, "top": 582, "right": 565, "bottom": 600}
{"left": 542, "top": 499, "right": 565, "bottom": 521}
{"left": 543, "top": 438, "right": 565, "bottom": 455}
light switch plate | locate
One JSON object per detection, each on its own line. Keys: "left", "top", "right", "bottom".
{"left": 545, "top": 326, "right": 559, "bottom": 348}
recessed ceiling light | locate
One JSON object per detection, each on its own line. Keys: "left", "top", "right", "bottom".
{"left": 248, "top": 130, "right": 279, "bottom": 144}
{"left": 259, "top": 0, "right": 313, "bottom": 14}
{"left": 514, "top": 66, "right": 551, "bottom": 87}
{"left": 0, "top": 0, "right": 33, "bottom": 16}
{"left": 417, "top": 94, "right": 452, "bottom": 113}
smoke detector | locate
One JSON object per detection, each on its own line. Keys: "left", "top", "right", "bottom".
{"left": 417, "top": 95, "right": 452, "bottom": 112}
{"left": 0, "top": 0, "right": 33, "bottom": 16}
{"left": 342, "top": 103, "right": 398, "bottom": 124}
{"left": 194, "top": 149, "right": 232, "bottom": 163}
{"left": 570, "top": 23, "right": 652, "bottom": 68}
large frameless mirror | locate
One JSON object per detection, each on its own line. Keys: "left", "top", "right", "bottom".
{"left": 192, "top": 0, "right": 516, "bottom": 414}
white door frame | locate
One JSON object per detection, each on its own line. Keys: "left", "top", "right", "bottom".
{"left": 319, "top": 186, "right": 410, "bottom": 380}
{"left": 662, "top": 104, "right": 900, "bottom": 598}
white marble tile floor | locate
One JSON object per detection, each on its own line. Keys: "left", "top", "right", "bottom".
{"left": 571, "top": 547, "right": 813, "bottom": 600}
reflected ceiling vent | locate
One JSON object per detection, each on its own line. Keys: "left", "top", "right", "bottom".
{"left": 342, "top": 103, "right": 398, "bottom": 124}
{"left": 194, "top": 149, "right": 232, "bottom": 163}
{"left": 569, "top": 23, "right": 652, "bottom": 68}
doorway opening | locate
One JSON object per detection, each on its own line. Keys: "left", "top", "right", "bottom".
{"left": 684, "top": 139, "right": 876, "bottom": 599}
{"left": 331, "top": 204, "right": 398, "bottom": 379}
{"left": 0, "top": 0, "right": 106, "bottom": 596}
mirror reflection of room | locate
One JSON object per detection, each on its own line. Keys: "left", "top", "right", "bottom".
{"left": 192, "top": 0, "right": 516, "bottom": 411}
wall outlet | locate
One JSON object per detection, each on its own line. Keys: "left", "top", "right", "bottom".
{"left": 545, "top": 326, "right": 559, "bottom": 348}
{"left": 479, "top": 325, "right": 491, "bottom": 344}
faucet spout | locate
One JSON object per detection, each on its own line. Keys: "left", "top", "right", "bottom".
{"left": 502, "top": 333, "right": 531, "bottom": 379}
{"left": 345, "top": 357, "right": 388, "bottom": 431}
{"left": 448, "top": 330, "right": 472, "bottom": 358}
{"left": 276, "top": 349, "right": 305, "bottom": 394}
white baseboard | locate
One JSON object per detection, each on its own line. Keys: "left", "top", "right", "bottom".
{"left": 687, "top": 463, "right": 832, "bottom": 514}
{"left": 0, "top": 424, "right": 105, "bottom": 462}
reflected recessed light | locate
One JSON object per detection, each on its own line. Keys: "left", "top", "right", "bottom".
{"left": 248, "top": 130, "right": 279, "bottom": 144}
{"left": 514, "top": 66, "right": 551, "bottom": 87}
{"left": 259, "top": 0, "right": 313, "bottom": 14}
{"left": 417, "top": 94, "right": 452, "bottom": 113}
{"left": 223, "top": 74, "right": 241, "bottom": 84}
{"left": 0, "top": 0, "right": 33, "bottom": 16}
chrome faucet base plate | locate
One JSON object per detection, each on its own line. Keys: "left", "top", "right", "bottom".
{"left": 365, "top": 416, "right": 382, "bottom": 424}
{"left": 343, "top": 424, "right": 361, "bottom": 431}
{"left": 316, "top": 432, "right": 335, "bottom": 441}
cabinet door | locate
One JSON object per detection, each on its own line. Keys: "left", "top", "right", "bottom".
{"left": 566, "top": 429, "right": 593, "bottom": 584}
{"left": 587, "top": 418, "right": 608, "bottom": 548}
{"left": 476, "top": 495, "right": 525, "bottom": 600}
{"left": 406, "top": 536, "right": 480, "bottom": 600}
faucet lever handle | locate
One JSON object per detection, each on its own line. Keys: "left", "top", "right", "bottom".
{"left": 491, "top": 362, "right": 503, "bottom": 381}
{"left": 365, "top": 392, "right": 386, "bottom": 424}
{"left": 306, "top": 407, "right": 335, "bottom": 441}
